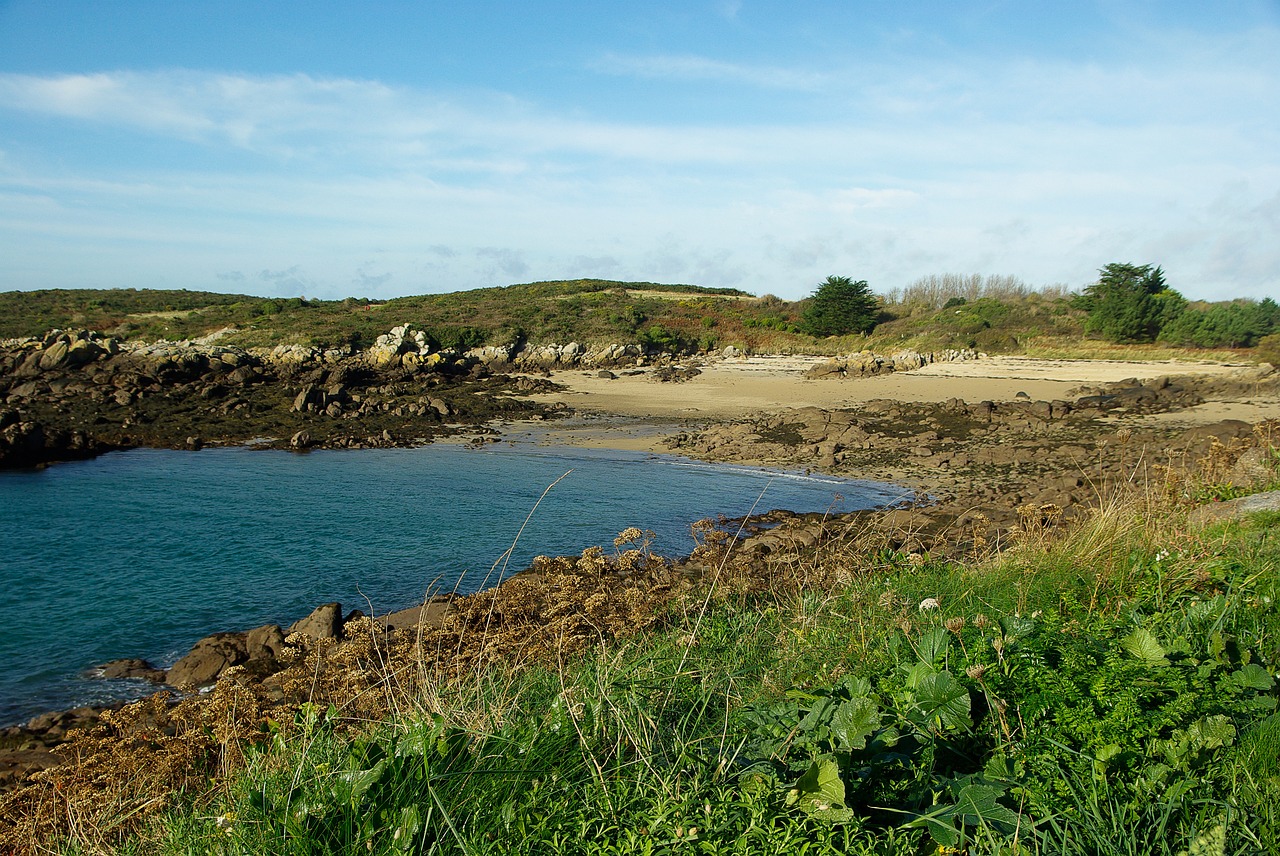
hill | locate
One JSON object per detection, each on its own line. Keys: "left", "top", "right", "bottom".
{"left": 2, "top": 279, "right": 1275, "bottom": 365}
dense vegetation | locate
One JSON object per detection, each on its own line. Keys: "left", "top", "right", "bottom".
{"left": 2, "top": 269, "right": 1276, "bottom": 362}
{"left": 801, "top": 276, "right": 879, "bottom": 337}
{"left": 44, "top": 428, "right": 1280, "bottom": 854}
{"left": 1074, "top": 263, "right": 1280, "bottom": 350}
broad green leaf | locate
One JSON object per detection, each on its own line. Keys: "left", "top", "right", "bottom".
{"left": 903, "top": 784, "right": 1018, "bottom": 846}
{"left": 840, "top": 674, "right": 872, "bottom": 698}
{"left": 953, "top": 784, "right": 1020, "bottom": 828}
{"left": 911, "top": 671, "right": 972, "bottom": 732}
{"left": 787, "top": 756, "right": 856, "bottom": 822}
{"left": 337, "top": 757, "right": 388, "bottom": 806}
{"left": 830, "top": 697, "right": 880, "bottom": 751}
{"left": 1121, "top": 627, "right": 1169, "bottom": 667}
{"left": 1190, "top": 715, "right": 1236, "bottom": 750}
{"left": 917, "top": 627, "right": 951, "bottom": 665}
{"left": 390, "top": 804, "right": 423, "bottom": 854}
{"left": 1000, "top": 613, "right": 1036, "bottom": 641}
{"left": 797, "top": 696, "right": 838, "bottom": 735}
{"left": 904, "top": 661, "right": 938, "bottom": 690}
{"left": 1232, "top": 663, "right": 1275, "bottom": 691}
{"left": 903, "top": 805, "right": 961, "bottom": 848}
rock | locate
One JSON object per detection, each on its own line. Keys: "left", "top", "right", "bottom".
{"left": 37, "top": 341, "right": 70, "bottom": 370}
{"left": 246, "top": 624, "right": 288, "bottom": 660}
{"left": 167, "top": 632, "right": 249, "bottom": 689}
{"left": 1227, "top": 448, "right": 1277, "bottom": 486}
{"left": 1190, "top": 490, "right": 1280, "bottom": 525}
{"left": 97, "top": 658, "right": 166, "bottom": 683}
{"left": 290, "top": 430, "right": 311, "bottom": 449}
{"left": 287, "top": 602, "right": 343, "bottom": 642}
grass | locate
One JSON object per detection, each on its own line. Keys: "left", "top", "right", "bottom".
{"left": 29, "top": 443, "right": 1276, "bottom": 855}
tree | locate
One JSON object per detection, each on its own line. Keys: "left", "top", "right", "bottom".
{"left": 1158, "top": 297, "right": 1280, "bottom": 349}
{"left": 801, "top": 276, "right": 879, "bottom": 337}
{"left": 1075, "top": 263, "right": 1184, "bottom": 343}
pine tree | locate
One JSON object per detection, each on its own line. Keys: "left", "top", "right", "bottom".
{"left": 801, "top": 276, "right": 879, "bottom": 337}
{"left": 1076, "top": 263, "right": 1184, "bottom": 343}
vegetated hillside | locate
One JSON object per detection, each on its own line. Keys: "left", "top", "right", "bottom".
{"left": 2, "top": 277, "right": 1274, "bottom": 363}
{"left": 0, "top": 281, "right": 1091, "bottom": 356}
{"left": 0, "top": 280, "right": 809, "bottom": 353}
{"left": 0, "top": 288, "right": 256, "bottom": 339}
{"left": 865, "top": 293, "right": 1087, "bottom": 354}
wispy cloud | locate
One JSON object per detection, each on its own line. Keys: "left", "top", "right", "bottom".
{"left": 589, "top": 53, "right": 827, "bottom": 91}
{"left": 0, "top": 21, "right": 1277, "bottom": 303}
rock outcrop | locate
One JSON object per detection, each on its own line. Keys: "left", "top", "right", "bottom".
{"left": 804, "top": 348, "right": 981, "bottom": 379}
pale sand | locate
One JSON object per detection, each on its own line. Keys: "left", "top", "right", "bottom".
{"left": 519, "top": 356, "right": 1274, "bottom": 439}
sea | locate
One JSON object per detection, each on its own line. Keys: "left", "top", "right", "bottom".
{"left": 0, "top": 441, "right": 910, "bottom": 726}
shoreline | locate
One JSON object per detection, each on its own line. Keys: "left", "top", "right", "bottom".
{"left": 3, "top": 352, "right": 1279, "bottom": 795}
{"left": 0, "top": 435, "right": 912, "bottom": 731}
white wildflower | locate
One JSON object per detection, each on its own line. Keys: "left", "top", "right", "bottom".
{"left": 918, "top": 597, "right": 940, "bottom": 611}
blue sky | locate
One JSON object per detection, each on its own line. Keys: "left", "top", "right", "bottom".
{"left": 1, "top": 2, "right": 1277, "bottom": 302}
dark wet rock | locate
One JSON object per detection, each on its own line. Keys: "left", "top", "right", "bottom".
{"left": 98, "top": 658, "right": 167, "bottom": 683}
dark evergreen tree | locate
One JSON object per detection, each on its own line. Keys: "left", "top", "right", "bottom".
{"left": 801, "top": 276, "right": 879, "bottom": 337}
{"left": 1076, "top": 263, "right": 1185, "bottom": 343}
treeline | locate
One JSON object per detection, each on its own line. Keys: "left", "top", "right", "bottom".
{"left": 881, "top": 274, "right": 1074, "bottom": 309}
{"left": 1075, "top": 263, "right": 1279, "bottom": 349}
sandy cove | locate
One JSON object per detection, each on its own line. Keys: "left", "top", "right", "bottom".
{"left": 507, "top": 354, "right": 1279, "bottom": 453}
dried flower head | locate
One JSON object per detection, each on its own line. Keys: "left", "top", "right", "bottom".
{"left": 945, "top": 616, "right": 966, "bottom": 635}
{"left": 613, "top": 527, "right": 644, "bottom": 547}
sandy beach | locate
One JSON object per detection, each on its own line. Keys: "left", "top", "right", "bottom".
{"left": 516, "top": 355, "right": 1277, "bottom": 451}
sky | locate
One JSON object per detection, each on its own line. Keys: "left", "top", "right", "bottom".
{"left": 0, "top": 2, "right": 1277, "bottom": 303}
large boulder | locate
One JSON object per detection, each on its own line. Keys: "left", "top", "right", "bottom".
{"left": 246, "top": 624, "right": 288, "bottom": 660}
{"left": 166, "top": 632, "right": 249, "bottom": 689}
{"left": 287, "top": 602, "right": 343, "bottom": 642}
{"left": 1191, "top": 490, "right": 1280, "bottom": 525}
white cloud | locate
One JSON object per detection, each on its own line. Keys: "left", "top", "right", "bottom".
{"left": 588, "top": 53, "right": 827, "bottom": 91}
{"left": 0, "top": 33, "right": 1277, "bottom": 303}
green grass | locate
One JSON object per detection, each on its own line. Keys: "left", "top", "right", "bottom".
{"left": 65, "top": 490, "right": 1276, "bottom": 856}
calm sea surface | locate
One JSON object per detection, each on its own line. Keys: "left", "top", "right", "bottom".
{"left": 0, "top": 443, "right": 909, "bottom": 725}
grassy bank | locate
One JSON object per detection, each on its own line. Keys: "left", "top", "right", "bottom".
{"left": 40, "top": 452, "right": 1280, "bottom": 855}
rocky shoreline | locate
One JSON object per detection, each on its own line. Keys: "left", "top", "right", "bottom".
{"left": 2, "top": 328, "right": 1278, "bottom": 824}
{"left": 1, "top": 327, "right": 992, "bottom": 469}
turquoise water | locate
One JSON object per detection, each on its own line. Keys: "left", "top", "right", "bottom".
{"left": 0, "top": 443, "right": 909, "bottom": 725}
